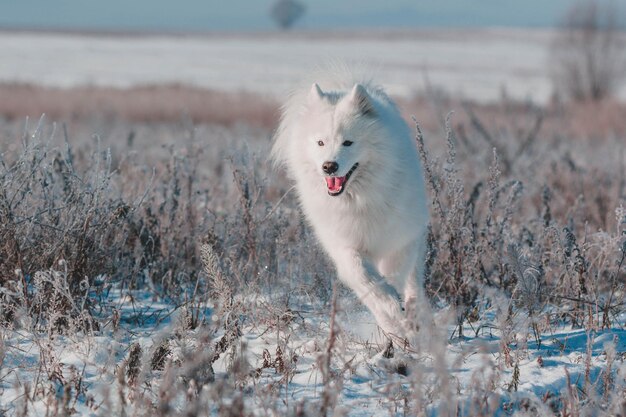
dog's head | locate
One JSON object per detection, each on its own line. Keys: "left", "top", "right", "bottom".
{"left": 299, "top": 83, "right": 382, "bottom": 197}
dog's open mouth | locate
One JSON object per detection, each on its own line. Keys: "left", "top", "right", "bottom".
{"left": 325, "top": 163, "right": 359, "bottom": 196}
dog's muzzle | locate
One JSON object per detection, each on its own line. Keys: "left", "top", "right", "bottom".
{"left": 325, "top": 163, "right": 358, "bottom": 196}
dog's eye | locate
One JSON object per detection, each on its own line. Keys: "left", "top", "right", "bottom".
{"left": 317, "top": 140, "right": 324, "bottom": 147}
{"left": 342, "top": 140, "right": 354, "bottom": 147}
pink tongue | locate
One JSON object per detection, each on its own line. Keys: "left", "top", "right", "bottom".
{"left": 325, "top": 176, "right": 346, "bottom": 192}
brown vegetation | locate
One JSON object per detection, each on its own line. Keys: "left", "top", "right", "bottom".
{"left": 401, "top": 94, "right": 626, "bottom": 140}
{"left": 3, "top": 82, "right": 626, "bottom": 139}
{"left": 0, "top": 83, "right": 279, "bottom": 128}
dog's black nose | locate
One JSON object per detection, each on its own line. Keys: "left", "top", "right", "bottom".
{"left": 322, "top": 161, "right": 339, "bottom": 174}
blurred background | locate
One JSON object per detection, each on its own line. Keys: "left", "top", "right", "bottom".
{"left": 0, "top": 0, "right": 624, "bottom": 136}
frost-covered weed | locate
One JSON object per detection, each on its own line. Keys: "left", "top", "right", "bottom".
{"left": 0, "top": 106, "right": 624, "bottom": 416}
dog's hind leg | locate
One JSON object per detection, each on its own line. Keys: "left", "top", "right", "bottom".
{"left": 332, "top": 249, "right": 407, "bottom": 338}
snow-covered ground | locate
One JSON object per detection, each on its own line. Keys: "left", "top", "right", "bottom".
{"left": 0, "top": 29, "right": 570, "bottom": 103}
{"left": 2, "top": 285, "right": 625, "bottom": 416}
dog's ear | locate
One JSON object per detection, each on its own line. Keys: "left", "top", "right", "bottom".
{"left": 348, "top": 84, "right": 375, "bottom": 116}
{"left": 309, "top": 83, "right": 324, "bottom": 101}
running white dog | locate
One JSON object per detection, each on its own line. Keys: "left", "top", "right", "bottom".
{"left": 272, "top": 79, "right": 429, "bottom": 338}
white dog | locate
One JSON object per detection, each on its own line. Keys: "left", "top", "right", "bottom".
{"left": 272, "top": 79, "right": 429, "bottom": 338}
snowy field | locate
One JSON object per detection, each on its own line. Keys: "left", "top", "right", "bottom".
{"left": 0, "top": 29, "right": 570, "bottom": 103}
{"left": 3, "top": 285, "right": 626, "bottom": 416}
{"left": 0, "top": 113, "right": 624, "bottom": 416}
{"left": 0, "top": 29, "right": 625, "bottom": 417}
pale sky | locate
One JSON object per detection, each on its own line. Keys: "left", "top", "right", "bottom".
{"left": 0, "top": 0, "right": 623, "bottom": 31}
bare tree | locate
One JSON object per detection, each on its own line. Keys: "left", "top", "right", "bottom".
{"left": 271, "top": 0, "right": 306, "bottom": 30}
{"left": 550, "top": 0, "right": 625, "bottom": 101}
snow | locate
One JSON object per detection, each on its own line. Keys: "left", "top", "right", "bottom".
{"left": 2, "top": 286, "right": 625, "bottom": 416}
{"left": 0, "top": 29, "right": 590, "bottom": 103}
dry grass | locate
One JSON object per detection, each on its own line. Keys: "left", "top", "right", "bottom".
{"left": 0, "top": 89, "right": 625, "bottom": 415}
{"left": 0, "top": 83, "right": 280, "bottom": 129}
{"left": 3, "top": 82, "right": 626, "bottom": 139}
{"left": 401, "top": 92, "right": 626, "bottom": 140}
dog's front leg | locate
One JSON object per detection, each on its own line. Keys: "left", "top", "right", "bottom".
{"left": 332, "top": 249, "right": 407, "bottom": 338}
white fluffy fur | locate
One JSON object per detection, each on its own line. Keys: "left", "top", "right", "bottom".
{"left": 272, "top": 76, "right": 429, "bottom": 338}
